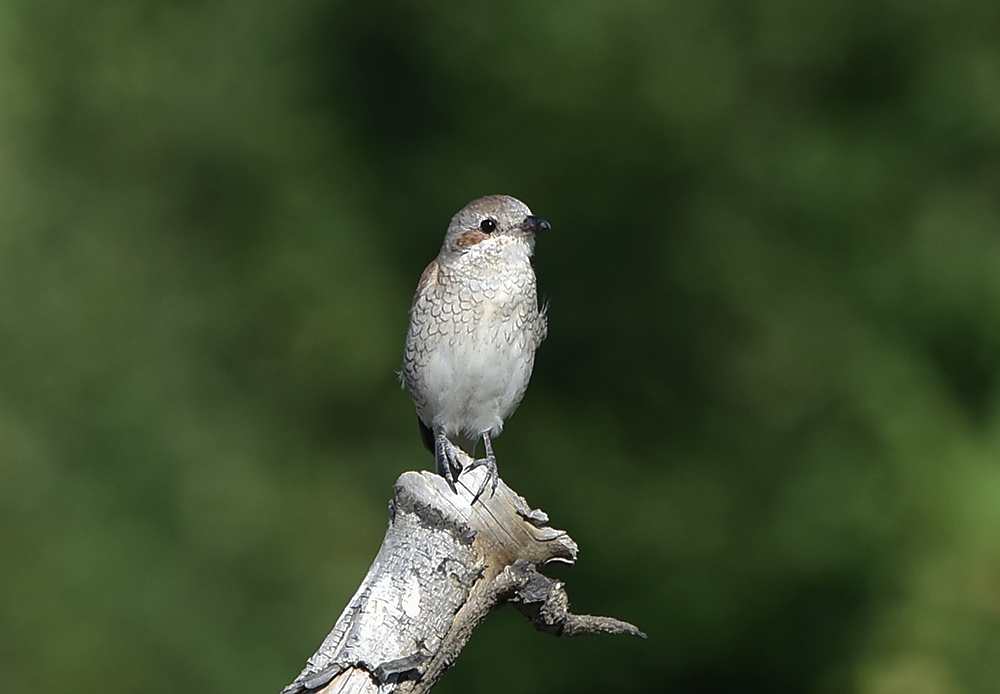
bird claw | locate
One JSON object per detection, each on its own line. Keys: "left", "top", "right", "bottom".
{"left": 462, "top": 454, "right": 498, "bottom": 504}
{"left": 463, "top": 432, "right": 498, "bottom": 504}
{"left": 434, "top": 430, "right": 499, "bottom": 505}
{"left": 434, "top": 433, "right": 463, "bottom": 494}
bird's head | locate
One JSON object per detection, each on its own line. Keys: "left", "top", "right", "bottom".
{"left": 438, "top": 195, "right": 549, "bottom": 265}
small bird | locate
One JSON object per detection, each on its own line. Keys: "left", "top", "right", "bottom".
{"left": 402, "top": 195, "right": 549, "bottom": 500}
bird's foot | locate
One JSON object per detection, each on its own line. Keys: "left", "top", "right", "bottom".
{"left": 462, "top": 454, "right": 499, "bottom": 505}
{"left": 434, "top": 431, "right": 463, "bottom": 494}
{"left": 462, "top": 432, "right": 498, "bottom": 504}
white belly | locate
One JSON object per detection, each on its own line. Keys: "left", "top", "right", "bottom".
{"left": 402, "top": 237, "right": 545, "bottom": 444}
{"left": 419, "top": 308, "right": 536, "bottom": 439}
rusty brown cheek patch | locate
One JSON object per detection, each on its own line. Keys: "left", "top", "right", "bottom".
{"left": 454, "top": 229, "right": 490, "bottom": 248}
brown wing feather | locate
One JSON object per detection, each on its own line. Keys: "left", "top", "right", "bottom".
{"left": 412, "top": 258, "right": 439, "bottom": 304}
{"left": 412, "top": 259, "right": 439, "bottom": 455}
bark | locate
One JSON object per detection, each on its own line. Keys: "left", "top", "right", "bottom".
{"left": 280, "top": 463, "right": 644, "bottom": 694}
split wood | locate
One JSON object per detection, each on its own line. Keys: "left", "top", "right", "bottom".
{"left": 281, "top": 462, "right": 644, "bottom": 694}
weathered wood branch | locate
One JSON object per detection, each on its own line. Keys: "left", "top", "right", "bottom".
{"left": 281, "top": 461, "right": 644, "bottom": 694}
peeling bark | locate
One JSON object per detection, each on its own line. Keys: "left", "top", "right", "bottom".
{"left": 281, "top": 463, "right": 644, "bottom": 694}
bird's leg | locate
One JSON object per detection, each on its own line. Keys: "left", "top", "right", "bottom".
{"left": 434, "top": 428, "right": 463, "bottom": 493}
{"left": 463, "top": 432, "right": 499, "bottom": 504}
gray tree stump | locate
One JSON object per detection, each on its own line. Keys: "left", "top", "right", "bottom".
{"left": 281, "top": 460, "right": 644, "bottom": 694}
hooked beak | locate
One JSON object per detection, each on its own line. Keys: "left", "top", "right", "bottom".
{"left": 520, "top": 215, "right": 551, "bottom": 235}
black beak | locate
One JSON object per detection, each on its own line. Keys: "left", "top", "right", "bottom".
{"left": 520, "top": 215, "right": 551, "bottom": 234}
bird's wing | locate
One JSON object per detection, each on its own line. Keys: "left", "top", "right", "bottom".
{"left": 412, "top": 258, "right": 439, "bottom": 304}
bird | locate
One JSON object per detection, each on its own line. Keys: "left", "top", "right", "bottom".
{"left": 401, "top": 195, "right": 549, "bottom": 501}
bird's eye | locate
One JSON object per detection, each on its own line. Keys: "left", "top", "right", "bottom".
{"left": 479, "top": 218, "right": 497, "bottom": 233}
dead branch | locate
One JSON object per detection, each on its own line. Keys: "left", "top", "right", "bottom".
{"left": 281, "top": 462, "right": 643, "bottom": 694}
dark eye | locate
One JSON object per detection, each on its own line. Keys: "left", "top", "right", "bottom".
{"left": 479, "top": 218, "right": 497, "bottom": 233}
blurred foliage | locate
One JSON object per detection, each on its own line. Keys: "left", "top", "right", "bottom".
{"left": 2, "top": 0, "right": 1000, "bottom": 692}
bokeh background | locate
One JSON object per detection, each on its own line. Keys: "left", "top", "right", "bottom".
{"left": 3, "top": 1, "right": 1000, "bottom": 692}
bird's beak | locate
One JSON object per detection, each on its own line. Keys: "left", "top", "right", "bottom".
{"left": 520, "top": 215, "right": 551, "bottom": 235}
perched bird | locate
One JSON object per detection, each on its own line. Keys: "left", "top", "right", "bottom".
{"left": 402, "top": 195, "right": 549, "bottom": 500}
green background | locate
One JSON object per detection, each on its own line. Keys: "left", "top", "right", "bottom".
{"left": 3, "top": 1, "right": 999, "bottom": 692}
